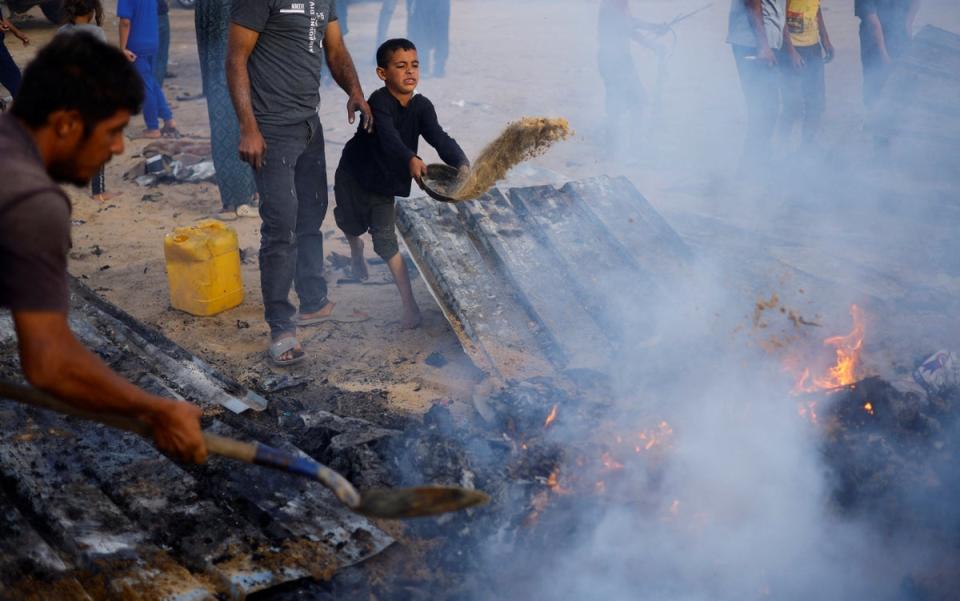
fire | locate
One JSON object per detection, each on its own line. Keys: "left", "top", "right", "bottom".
{"left": 864, "top": 402, "right": 874, "bottom": 415}
{"left": 546, "top": 469, "right": 572, "bottom": 495}
{"left": 543, "top": 404, "right": 558, "bottom": 428}
{"left": 600, "top": 452, "right": 625, "bottom": 471}
{"left": 793, "top": 305, "right": 866, "bottom": 394}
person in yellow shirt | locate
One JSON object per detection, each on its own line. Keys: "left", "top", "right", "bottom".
{"left": 779, "top": 0, "right": 835, "bottom": 146}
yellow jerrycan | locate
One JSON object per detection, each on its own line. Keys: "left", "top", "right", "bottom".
{"left": 163, "top": 220, "right": 244, "bottom": 316}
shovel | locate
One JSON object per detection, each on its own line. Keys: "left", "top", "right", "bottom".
{"left": 0, "top": 380, "right": 488, "bottom": 519}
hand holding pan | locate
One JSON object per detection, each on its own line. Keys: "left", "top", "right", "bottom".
{"left": 421, "top": 163, "right": 466, "bottom": 203}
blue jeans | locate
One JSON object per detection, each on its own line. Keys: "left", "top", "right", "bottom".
{"left": 255, "top": 115, "right": 330, "bottom": 337}
{"left": 154, "top": 12, "right": 171, "bottom": 86}
{"left": 133, "top": 53, "right": 172, "bottom": 130}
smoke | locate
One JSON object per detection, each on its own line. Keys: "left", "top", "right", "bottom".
{"left": 381, "top": 0, "right": 960, "bottom": 598}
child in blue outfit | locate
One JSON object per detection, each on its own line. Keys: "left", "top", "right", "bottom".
{"left": 335, "top": 38, "right": 468, "bottom": 329}
{"left": 118, "top": 0, "right": 178, "bottom": 138}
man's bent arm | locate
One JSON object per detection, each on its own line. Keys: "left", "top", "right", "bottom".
{"left": 13, "top": 310, "right": 207, "bottom": 463}
{"left": 323, "top": 20, "right": 373, "bottom": 131}
{"left": 744, "top": 0, "right": 775, "bottom": 64}
{"left": 226, "top": 24, "right": 260, "bottom": 136}
{"left": 226, "top": 23, "right": 267, "bottom": 168}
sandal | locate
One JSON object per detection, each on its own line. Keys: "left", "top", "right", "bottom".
{"left": 161, "top": 124, "right": 182, "bottom": 139}
{"left": 268, "top": 336, "right": 305, "bottom": 367}
{"left": 235, "top": 203, "right": 257, "bottom": 218}
{"left": 295, "top": 303, "right": 369, "bottom": 326}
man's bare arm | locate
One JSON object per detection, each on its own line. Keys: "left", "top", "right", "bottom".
{"left": 13, "top": 311, "right": 206, "bottom": 463}
{"left": 323, "top": 20, "right": 373, "bottom": 132}
{"left": 745, "top": 0, "right": 775, "bottom": 65}
{"left": 817, "top": 8, "right": 834, "bottom": 62}
{"left": 118, "top": 18, "right": 135, "bottom": 61}
{"left": 226, "top": 23, "right": 266, "bottom": 168}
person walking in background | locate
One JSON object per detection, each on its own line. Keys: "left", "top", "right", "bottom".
{"left": 59, "top": 0, "right": 120, "bottom": 201}
{"left": 118, "top": 0, "right": 179, "bottom": 138}
{"left": 407, "top": 0, "right": 450, "bottom": 77}
{"left": 0, "top": 8, "right": 29, "bottom": 100}
{"left": 377, "top": 0, "right": 399, "bottom": 48}
{"left": 779, "top": 0, "right": 834, "bottom": 147}
{"left": 195, "top": 0, "right": 256, "bottom": 220}
{"left": 727, "top": 0, "right": 788, "bottom": 166}
{"left": 597, "top": 0, "right": 667, "bottom": 161}
{"left": 336, "top": 0, "right": 348, "bottom": 35}
{"left": 154, "top": 0, "right": 172, "bottom": 85}
{"left": 855, "top": 0, "right": 921, "bottom": 107}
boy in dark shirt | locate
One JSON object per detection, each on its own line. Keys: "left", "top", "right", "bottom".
{"left": 336, "top": 38, "right": 468, "bottom": 329}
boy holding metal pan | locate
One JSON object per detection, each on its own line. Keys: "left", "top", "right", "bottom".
{"left": 334, "top": 38, "right": 469, "bottom": 330}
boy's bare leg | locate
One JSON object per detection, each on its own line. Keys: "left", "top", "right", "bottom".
{"left": 347, "top": 235, "right": 369, "bottom": 280}
{"left": 386, "top": 252, "right": 421, "bottom": 329}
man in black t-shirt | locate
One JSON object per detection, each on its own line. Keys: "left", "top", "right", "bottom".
{"left": 0, "top": 34, "right": 207, "bottom": 464}
{"left": 227, "top": 0, "right": 374, "bottom": 367}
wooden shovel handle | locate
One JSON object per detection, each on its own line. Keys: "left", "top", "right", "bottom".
{"left": 0, "top": 381, "right": 361, "bottom": 508}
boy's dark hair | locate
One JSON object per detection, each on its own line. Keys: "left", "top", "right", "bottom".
{"left": 62, "top": 0, "right": 104, "bottom": 25}
{"left": 376, "top": 38, "right": 417, "bottom": 69}
{"left": 11, "top": 33, "right": 142, "bottom": 135}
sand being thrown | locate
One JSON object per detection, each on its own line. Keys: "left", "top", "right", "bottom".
{"left": 438, "top": 117, "right": 572, "bottom": 201}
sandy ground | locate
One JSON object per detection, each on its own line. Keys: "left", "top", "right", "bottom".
{"left": 4, "top": 0, "right": 959, "bottom": 417}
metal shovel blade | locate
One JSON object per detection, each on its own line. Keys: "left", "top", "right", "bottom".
{"left": 355, "top": 486, "right": 490, "bottom": 519}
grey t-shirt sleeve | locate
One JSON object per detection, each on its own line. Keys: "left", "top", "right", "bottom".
{"left": 0, "top": 191, "right": 72, "bottom": 312}
{"left": 231, "top": 0, "right": 272, "bottom": 32}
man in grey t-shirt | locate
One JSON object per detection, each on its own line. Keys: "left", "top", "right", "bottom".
{"left": 727, "top": 0, "right": 786, "bottom": 165}
{"left": 227, "top": 0, "right": 373, "bottom": 366}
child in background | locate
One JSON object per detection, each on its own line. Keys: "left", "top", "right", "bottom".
{"left": 118, "top": 0, "right": 179, "bottom": 138}
{"left": 58, "top": 0, "right": 118, "bottom": 201}
{"left": 335, "top": 38, "right": 469, "bottom": 329}
{"left": 0, "top": 8, "right": 30, "bottom": 101}
{"left": 779, "top": 0, "right": 835, "bottom": 146}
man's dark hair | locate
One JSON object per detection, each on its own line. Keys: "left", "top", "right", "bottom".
{"left": 11, "top": 32, "right": 142, "bottom": 134}
{"left": 376, "top": 38, "right": 417, "bottom": 69}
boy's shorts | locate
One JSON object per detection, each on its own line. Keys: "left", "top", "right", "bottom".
{"left": 333, "top": 167, "right": 399, "bottom": 260}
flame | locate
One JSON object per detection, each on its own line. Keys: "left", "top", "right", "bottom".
{"left": 595, "top": 480, "right": 606, "bottom": 495}
{"left": 793, "top": 305, "right": 866, "bottom": 394}
{"left": 546, "top": 469, "right": 572, "bottom": 495}
{"left": 669, "top": 499, "right": 680, "bottom": 515}
{"left": 601, "top": 452, "right": 625, "bottom": 471}
{"left": 544, "top": 404, "right": 558, "bottom": 428}
{"left": 864, "top": 402, "right": 874, "bottom": 415}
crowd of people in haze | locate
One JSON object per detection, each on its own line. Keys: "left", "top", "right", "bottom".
{"left": 599, "top": 0, "right": 922, "bottom": 163}
{"left": 0, "top": 0, "right": 929, "bottom": 463}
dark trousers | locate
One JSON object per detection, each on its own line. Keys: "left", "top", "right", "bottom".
{"left": 255, "top": 114, "right": 329, "bottom": 337}
{"left": 133, "top": 53, "right": 173, "bottom": 130}
{"left": 778, "top": 44, "right": 825, "bottom": 143}
{"left": 732, "top": 44, "right": 781, "bottom": 163}
{"left": 859, "top": 23, "right": 892, "bottom": 108}
{"left": 0, "top": 34, "right": 21, "bottom": 97}
{"left": 154, "top": 12, "right": 171, "bottom": 86}
{"left": 600, "top": 64, "right": 646, "bottom": 158}
{"left": 377, "top": 0, "right": 398, "bottom": 46}
{"left": 409, "top": 0, "right": 449, "bottom": 75}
